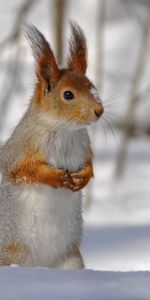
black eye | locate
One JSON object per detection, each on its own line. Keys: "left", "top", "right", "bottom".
{"left": 63, "top": 90, "right": 74, "bottom": 100}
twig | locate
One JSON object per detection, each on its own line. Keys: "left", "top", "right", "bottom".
{"left": 95, "top": 0, "right": 106, "bottom": 91}
{"left": 0, "top": 0, "right": 38, "bottom": 137}
{"left": 0, "top": 43, "right": 21, "bottom": 133}
{"left": 0, "top": 0, "right": 37, "bottom": 51}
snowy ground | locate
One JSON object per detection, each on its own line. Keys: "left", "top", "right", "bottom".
{"left": 1, "top": 267, "right": 150, "bottom": 300}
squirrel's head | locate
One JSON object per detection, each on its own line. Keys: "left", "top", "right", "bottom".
{"left": 25, "top": 22, "right": 104, "bottom": 128}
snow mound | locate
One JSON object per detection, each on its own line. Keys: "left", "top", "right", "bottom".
{"left": 0, "top": 267, "right": 150, "bottom": 299}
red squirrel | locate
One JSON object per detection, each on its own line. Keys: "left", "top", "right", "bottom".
{"left": 0, "top": 22, "right": 104, "bottom": 269}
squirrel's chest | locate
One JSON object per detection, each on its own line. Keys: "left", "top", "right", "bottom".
{"left": 47, "top": 129, "right": 90, "bottom": 172}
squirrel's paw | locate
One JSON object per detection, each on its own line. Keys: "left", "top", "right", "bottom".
{"left": 68, "top": 163, "right": 94, "bottom": 192}
{"left": 51, "top": 169, "right": 71, "bottom": 189}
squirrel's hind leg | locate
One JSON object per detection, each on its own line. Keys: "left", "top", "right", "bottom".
{"left": 59, "top": 247, "right": 84, "bottom": 270}
{"left": 0, "top": 243, "right": 28, "bottom": 266}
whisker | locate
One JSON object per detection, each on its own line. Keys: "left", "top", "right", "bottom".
{"left": 103, "top": 88, "right": 129, "bottom": 103}
{"left": 104, "top": 99, "right": 125, "bottom": 110}
{"left": 102, "top": 114, "right": 116, "bottom": 141}
{"left": 100, "top": 118, "right": 108, "bottom": 145}
{"left": 104, "top": 98, "right": 123, "bottom": 106}
{"left": 104, "top": 102, "right": 125, "bottom": 109}
{"left": 104, "top": 111, "right": 117, "bottom": 122}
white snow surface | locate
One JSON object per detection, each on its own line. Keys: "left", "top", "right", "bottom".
{"left": 0, "top": 267, "right": 150, "bottom": 300}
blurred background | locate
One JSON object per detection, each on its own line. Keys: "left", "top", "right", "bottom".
{"left": 0, "top": 0, "right": 150, "bottom": 271}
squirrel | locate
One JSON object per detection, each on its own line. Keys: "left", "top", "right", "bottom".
{"left": 0, "top": 22, "right": 104, "bottom": 269}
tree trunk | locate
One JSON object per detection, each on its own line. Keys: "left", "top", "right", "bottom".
{"left": 114, "top": 5, "right": 150, "bottom": 177}
{"left": 53, "top": 0, "right": 66, "bottom": 64}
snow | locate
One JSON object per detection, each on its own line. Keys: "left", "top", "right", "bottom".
{"left": 0, "top": 267, "right": 150, "bottom": 300}
{"left": 81, "top": 133, "right": 150, "bottom": 271}
{"left": 90, "top": 87, "right": 100, "bottom": 102}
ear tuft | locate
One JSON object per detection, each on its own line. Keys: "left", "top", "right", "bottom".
{"left": 68, "top": 21, "right": 87, "bottom": 74}
{"left": 24, "top": 23, "right": 49, "bottom": 60}
{"left": 24, "top": 23, "right": 60, "bottom": 88}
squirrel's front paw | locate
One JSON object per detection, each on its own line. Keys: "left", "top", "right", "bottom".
{"left": 48, "top": 169, "right": 69, "bottom": 189}
{"left": 68, "top": 163, "right": 94, "bottom": 192}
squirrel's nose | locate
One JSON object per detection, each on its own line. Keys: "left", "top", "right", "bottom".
{"left": 94, "top": 103, "right": 104, "bottom": 118}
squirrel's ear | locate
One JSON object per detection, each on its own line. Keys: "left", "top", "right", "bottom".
{"left": 68, "top": 22, "right": 87, "bottom": 74}
{"left": 25, "top": 24, "right": 60, "bottom": 90}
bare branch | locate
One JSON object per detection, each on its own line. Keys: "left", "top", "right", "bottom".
{"left": 0, "top": 0, "right": 37, "bottom": 51}
{"left": 0, "top": 44, "right": 21, "bottom": 133}
{"left": 0, "top": 0, "right": 39, "bottom": 137}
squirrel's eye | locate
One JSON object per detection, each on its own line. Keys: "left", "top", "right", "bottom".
{"left": 63, "top": 90, "right": 74, "bottom": 100}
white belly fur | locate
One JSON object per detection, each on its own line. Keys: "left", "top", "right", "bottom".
{"left": 19, "top": 184, "right": 82, "bottom": 266}
{"left": 22, "top": 128, "right": 89, "bottom": 266}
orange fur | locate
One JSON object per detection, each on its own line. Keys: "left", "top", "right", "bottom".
{"left": 26, "top": 24, "right": 60, "bottom": 106}
{"left": 70, "top": 161, "right": 94, "bottom": 190}
{"left": 10, "top": 153, "right": 68, "bottom": 189}
{"left": 0, "top": 243, "right": 27, "bottom": 266}
{"left": 36, "top": 51, "right": 60, "bottom": 87}
{"left": 9, "top": 153, "right": 93, "bottom": 192}
{"left": 0, "top": 258, "right": 11, "bottom": 266}
{"left": 35, "top": 49, "right": 60, "bottom": 107}
{"left": 34, "top": 70, "right": 103, "bottom": 126}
